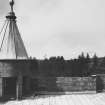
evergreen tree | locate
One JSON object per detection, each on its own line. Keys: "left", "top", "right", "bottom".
{"left": 77, "top": 52, "right": 86, "bottom": 76}
{"left": 83, "top": 53, "right": 91, "bottom": 76}
{"left": 91, "top": 53, "right": 98, "bottom": 74}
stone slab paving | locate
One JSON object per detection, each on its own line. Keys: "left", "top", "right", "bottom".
{"left": 0, "top": 93, "right": 105, "bottom": 105}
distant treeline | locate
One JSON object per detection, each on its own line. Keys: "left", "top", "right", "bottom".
{"left": 30, "top": 53, "right": 105, "bottom": 77}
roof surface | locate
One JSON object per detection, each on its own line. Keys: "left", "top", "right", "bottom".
{"left": 0, "top": 13, "right": 28, "bottom": 59}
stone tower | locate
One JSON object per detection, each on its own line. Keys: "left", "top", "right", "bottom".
{"left": 0, "top": 0, "right": 30, "bottom": 99}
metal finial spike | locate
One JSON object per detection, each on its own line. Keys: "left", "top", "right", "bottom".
{"left": 6, "top": 0, "right": 16, "bottom": 20}
{"left": 9, "top": 0, "right": 14, "bottom": 12}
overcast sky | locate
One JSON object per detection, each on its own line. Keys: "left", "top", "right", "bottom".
{"left": 0, "top": 0, "right": 105, "bottom": 59}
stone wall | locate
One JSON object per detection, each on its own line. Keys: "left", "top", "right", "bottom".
{"left": 31, "top": 76, "right": 96, "bottom": 93}
{"left": 0, "top": 60, "right": 35, "bottom": 77}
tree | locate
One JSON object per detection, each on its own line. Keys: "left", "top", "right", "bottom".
{"left": 91, "top": 53, "right": 98, "bottom": 74}
{"left": 84, "top": 53, "right": 91, "bottom": 76}
{"left": 93, "top": 53, "right": 98, "bottom": 66}
{"left": 77, "top": 52, "right": 86, "bottom": 76}
{"left": 86, "top": 53, "right": 90, "bottom": 61}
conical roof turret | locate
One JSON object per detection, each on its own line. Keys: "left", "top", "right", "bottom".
{"left": 0, "top": 0, "right": 28, "bottom": 59}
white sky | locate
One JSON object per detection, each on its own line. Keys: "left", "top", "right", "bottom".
{"left": 0, "top": 0, "right": 105, "bottom": 59}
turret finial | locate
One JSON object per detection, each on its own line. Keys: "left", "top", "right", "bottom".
{"left": 6, "top": 0, "right": 16, "bottom": 20}
{"left": 9, "top": 0, "right": 14, "bottom": 12}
